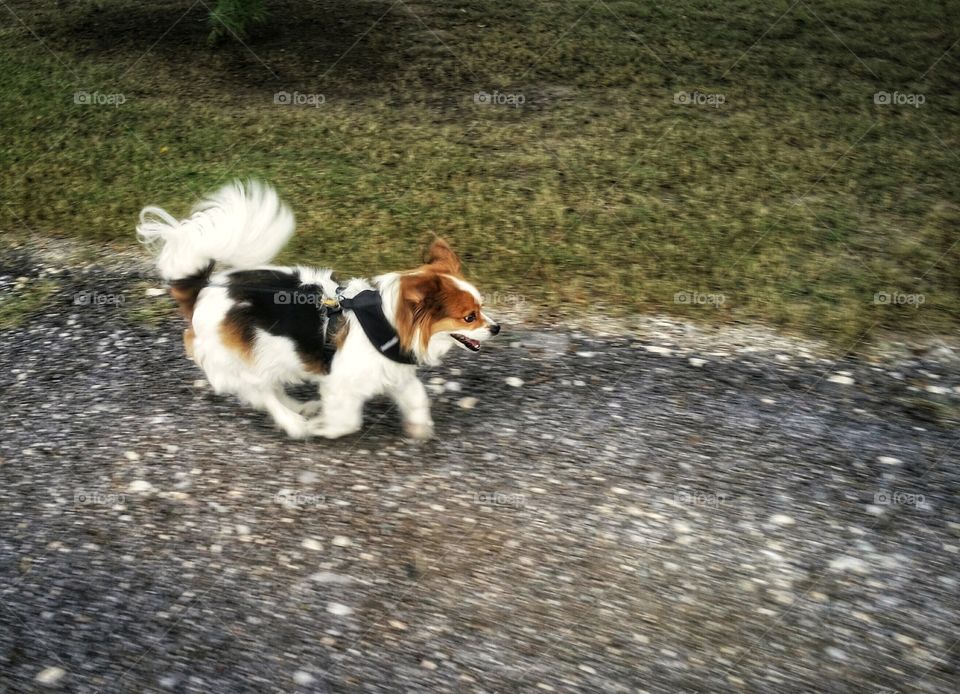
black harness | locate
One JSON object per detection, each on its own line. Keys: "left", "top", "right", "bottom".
{"left": 319, "top": 288, "right": 418, "bottom": 366}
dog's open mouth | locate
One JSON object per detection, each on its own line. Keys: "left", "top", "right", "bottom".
{"left": 451, "top": 333, "right": 481, "bottom": 352}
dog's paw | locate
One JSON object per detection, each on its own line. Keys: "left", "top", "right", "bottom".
{"left": 308, "top": 420, "right": 360, "bottom": 439}
{"left": 403, "top": 421, "right": 435, "bottom": 441}
{"left": 297, "top": 400, "right": 323, "bottom": 417}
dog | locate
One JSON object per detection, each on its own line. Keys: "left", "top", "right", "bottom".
{"left": 136, "top": 180, "right": 499, "bottom": 439}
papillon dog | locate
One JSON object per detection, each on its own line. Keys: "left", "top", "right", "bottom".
{"left": 136, "top": 181, "right": 499, "bottom": 439}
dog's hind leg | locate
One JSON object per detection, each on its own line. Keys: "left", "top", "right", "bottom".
{"left": 246, "top": 387, "right": 311, "bottom": 439}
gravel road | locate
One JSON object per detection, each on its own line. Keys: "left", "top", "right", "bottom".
{"left": 2, "top": 255, "right": 959, "bottom": 693}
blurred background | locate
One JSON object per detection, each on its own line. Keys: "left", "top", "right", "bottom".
{"left": 2, "top": 0, "right": 958, "bottom": 346}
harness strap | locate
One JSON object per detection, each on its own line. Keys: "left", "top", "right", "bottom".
{"left": 323, "top": 289, "right": 417, "bottom": 366}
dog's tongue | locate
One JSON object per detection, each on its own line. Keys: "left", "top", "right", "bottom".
{"left": 452, "top": 334, "right": 481, "bottom": 351}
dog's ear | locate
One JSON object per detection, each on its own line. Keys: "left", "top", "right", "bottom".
{"left": 396, "top": 272, "right": 444, "bottom": 351}
{"left": 424, "top": 238, "right": 461, "bottom": 276}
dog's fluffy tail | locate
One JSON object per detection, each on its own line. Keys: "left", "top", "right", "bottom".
{"left": 136, "top": 180, "right": 295, "bottom": 281}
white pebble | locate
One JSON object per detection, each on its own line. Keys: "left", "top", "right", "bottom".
{"left": 444, "top": 381, "right": 462, "bottom": 392}
{"left": 769, "top": 514, "right": 795, "bottom": 526}
{"left": 331, "top": 535, "right": 352, "bottom": 547}
{"left": 293, "top": 671, "right": 314, "bottom": 685}
{"left": 127, "top": 480, "right": 154, "bottom": 493}
{"left": 877, "top": 456, "right": 902, "bottom": 466}
{"left": 457, "top": 396, "right": 478, "bottom": 409}
{"left": 688, "top": 357, "right": 706, "bottom": 367}
{"left": 35, "top": 666, "right": 66, "bottom": 685}
{"left": 505, "top": 377, "right": 524, "bottom": 387}
{"left": 301, "top": 538, "right": 323, "bottom": 551}
{"left": 123, "top": 451, "right": 140, "bottom": 461}
{"left": 644, "top": 345, "right": 672, "bottom": 356}
{"left": 828, "top": 555, "right": 870, "bottom": 574}
{"left": 327, "top": 602, "right": 353, "bottom": 616}
{"left": 145, "top": 287, "right": 166, "bottom": 297}
{"left": 827, "top": 374, "right": 855, "bottom": 385}
{"left": 420, "top": 659, "right": 438, "bottom": 670}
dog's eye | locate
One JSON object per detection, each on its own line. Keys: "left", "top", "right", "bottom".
{"left": 464, "top": 313, "right": 476, "bottom": 323}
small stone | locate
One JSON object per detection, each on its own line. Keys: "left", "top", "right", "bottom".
{"left": 894, "top": 633, "right": 918, "bottom": 646}
{"left": 388, "top": 619, "right": 408, "bottom": 630}
{"left": 123, "top": 451, "right": 140, "bottom": 461}
{"left": 672, "top": 521, "right": 692, "bottom": 534}
{"left": 145, "top": 287, "right": 166, "bottom": 297}
{"left": 236, "top": 525, "right": 251, "bottom": 536}
{"left": 769, "top": 514, "right": 795, "bottom": 526}
{"left": 331, "top": 535, "right": 352, "bottom": 547}
{"left": 420, "top": 659, "right": 438, "bottom": 670}
{"left": 645, "top": 345, "right": 672, "bottom": 356}
{"left": 926, "top": 385, "right": 949, "bottom": 395}
{"left": 828, "top": 555, "right": 870, "bottom": 574}
{"left": 35, "top": 666, "right": 66, "bottom": 685}
{"left": 444, "top": 381, "right": 462, "bottom": 392}
{"left": 301, "top": 538, "right": 323, "bottom": 551}
{"left": 310, "top": 572, "right": 353, "bottom": 584}
{"left": 688, "top": 357, "right": 706, "bottom": 367}
{"left": 128, "top": 480, "right": 154, "bottom": 493}
{"left": 292, "top": 670, "right": 314, "bottom": 685}
{"left": 193, "top": 379, "right": 207, "bottom": 389}
{"left": 761, "top": 397, "right": 776, "bottom": 405}
{"left": 457, "top": 397, "right": 478, "bottom": 409}
{"left": 825, "top": 647, "right": 848, "bottom": 661}
{"left": 828, "top": 374, "right": 855, "bottom": 385}
{"left": 578, "top": 664, "right": 597, "bottom": 674}
{"left": 505, "top": 377, "right": 524, "bottom": 387}
{"left": 878, "top": 456, "right": 902, "bottom": 466}
{"left": 326, "top": 602, "right": 353, "bottom": 616}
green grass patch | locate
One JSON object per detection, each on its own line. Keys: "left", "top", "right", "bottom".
{"left": 1, "top": 0, "right": 959, "bottom": 349}
{"left": 0, "top": 279, "right": 59, "bottom": 329}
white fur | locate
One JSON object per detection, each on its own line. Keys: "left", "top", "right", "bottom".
{"left": 136, "top": 180, "right": 295, "bottom": 279}
{"left": 138, "top": 180, "right": 497, "bottom": 439}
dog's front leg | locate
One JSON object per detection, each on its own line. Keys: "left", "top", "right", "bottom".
{"left": 391, "top": 374, "right": 434, "bottom": 440}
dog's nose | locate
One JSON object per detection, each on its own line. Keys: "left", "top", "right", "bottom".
{"left": 490, "top": 323, "right": 501, "bottom": 335}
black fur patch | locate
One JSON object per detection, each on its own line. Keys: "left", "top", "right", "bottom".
{"left": 224, "top": 269, "right": 335, "bottom": 371}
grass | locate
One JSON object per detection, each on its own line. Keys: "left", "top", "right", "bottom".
{"left": 1, "top": 0, "right": 959, "bottom": 348}
{"left": 0, "top": 279, "right": 59, "bottom": 329}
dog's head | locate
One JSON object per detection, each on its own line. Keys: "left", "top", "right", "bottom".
{"left": 391, "top": 239, "right": 500, "bottom": 365}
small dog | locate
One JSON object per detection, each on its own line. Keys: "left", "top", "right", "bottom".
{"left": 137, "top": 180, "right": 499, "bottom": 439}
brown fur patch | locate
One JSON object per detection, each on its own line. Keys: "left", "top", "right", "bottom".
{"left": 168, "top": 262, "right": 214, "bottom": 320}
{"left": 183, "top": 327, "right": 196, "bottom": 361}
{"left": 219, "top": 311, "right": 254, "bottom": 362}
{"left": 298, "top": 322, "right": 349, "bottom": 375}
